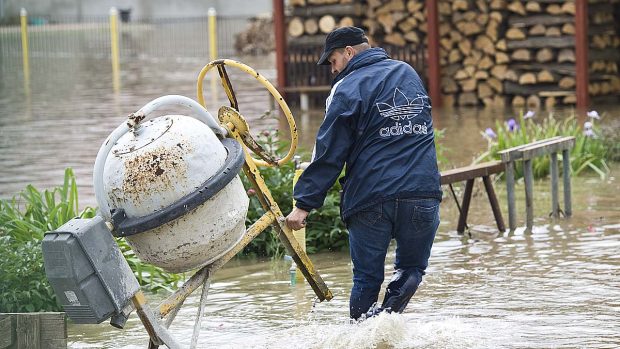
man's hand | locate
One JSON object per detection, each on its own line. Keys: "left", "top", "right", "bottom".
{"left": 285, "top": 207, "right": 309, "bottom": 231}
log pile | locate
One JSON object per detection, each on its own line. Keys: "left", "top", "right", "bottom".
{"left": 234, "top": 16, "right": 275, "bottom": 55}
{"left": 284, "top": 0, "right": 620, "bottom": 107}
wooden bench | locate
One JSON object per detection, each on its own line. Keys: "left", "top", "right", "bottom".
{"left": 440, "top": 160, "right": 506, "bottom": 234}
{"left": 283, "top": 85, "right": 330, "bottom": 112}
{"left": 499, "top": 136, "right": 575, "bottom": 230}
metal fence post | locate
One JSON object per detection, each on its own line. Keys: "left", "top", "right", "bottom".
{"left": 208, "top": 8, "right": 217, "bottom": 60}
{"left": 109, "top": 7, "right": 120, "bottom": 93}
{"left": 20, "top": 8, "right": 30, "bottom": 94}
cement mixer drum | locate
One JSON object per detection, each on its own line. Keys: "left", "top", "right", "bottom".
{"left": 101, "top": 114, "right": 248, "bottom": 273}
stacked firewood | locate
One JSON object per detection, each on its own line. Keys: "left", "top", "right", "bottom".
{"left": 235, "top": 16, "right": 275, "bottom": 55}
{"left": 287, "top": 1, "right": 365, "bottom": 46}
{"left": 588, "top": 0, "right": 620, "bottom": 104}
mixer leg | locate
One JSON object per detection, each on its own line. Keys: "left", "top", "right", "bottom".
{"left": 190, "top": 277, "right": 212, "bottom": 348}
{"left": 132, "top": 292, "right": 183, "bottom": 349}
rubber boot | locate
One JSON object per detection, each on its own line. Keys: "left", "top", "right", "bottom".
{"left": 365, "top": 268, "right": 421, "bottom": 318}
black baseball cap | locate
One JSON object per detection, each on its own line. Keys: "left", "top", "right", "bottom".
{"left": 317, "top": 26, "right": 368, "bottom": 65}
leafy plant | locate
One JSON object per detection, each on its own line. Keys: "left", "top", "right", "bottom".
{"left": 0, "top": 168, "right": 182, "bottom": 312}
{"left": 476, "top": 111, "right": 610, "bottom": 179}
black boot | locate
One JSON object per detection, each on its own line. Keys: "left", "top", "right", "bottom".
{"left": 365, "top": 268, "right": 421, "bottom": 318}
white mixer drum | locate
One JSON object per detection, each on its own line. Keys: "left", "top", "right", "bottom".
{"left": 102, "top": 115, "right": 249, "bottom": 273}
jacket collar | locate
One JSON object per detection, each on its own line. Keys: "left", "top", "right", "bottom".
{"left": 332, "top": 47, "right": 389, "bottom": 86}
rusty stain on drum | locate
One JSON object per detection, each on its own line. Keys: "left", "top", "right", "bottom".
{"left": 122, "top": 142, "right": 190, "bottom": 202}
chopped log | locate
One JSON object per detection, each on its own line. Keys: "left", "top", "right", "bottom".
{"left": 474, "top": 70, "right": 489, "bottom": 80}
{"left": 461, "top": 78, "right": 477, "bottom": 92}
{"left": 505, "top": 69, "right": 518, "bottom": 81}
{"left": 536, "top": 48, "right": 554, "bottom": 63}
{"left": 512, "top": 96, "right": 526, "bottom": 107}
{"left": 482, "top": 97, "right": 495, "bottom": 107}
{"left": 453, "top": 0, "right": 469, "bottom": 11}
{"left": 490, "top": 11, "right": 503, "bottom": 23}
{"left": 318, "top": 15, "right": 336, "bottom": 33}
{"left": 339, "top": 16, "right": 355, "bottom": 27}
{"left": 561, "top": 23, "right": 575, "bottom": 35}
{"left": 558, "top": 76, "right": 576, "bottom": 89}
{"left": 291, "top": 3, "right": 364, "bottom": 17}
{"left": 539, "top": 91, "right": 576, "bottom": 98}
{"left": 526, "top": 95, "right": 541, "bottom": 109}
{"left": 509, "top": 15, "right": 573, "bottom": 27}
{"left": 525, "top": 1, "right": 541, "bottom": 13}
{"left": 304, "top": 18, "right": 319, "bottom": 35}
{"left": 478, "top": 82, "right": 493, "bottom": 99}
{"left": 398, "top": 17, "right": 418, "bottom": 32}
{"left": 377, "top": 13, "right": 396, "bottom": 33}
{"left": 459, "top": 40, "right": 472, "bottom": 56}
{"left": 508, "top": 1, "right": 526, "bottom": 15}
{"left": 465, "top": 65, "right": 476, "bottom": 77}
{"left": 512, "top": 48, "right": 532, "bottom": 61}
{"left": 476, "top": 13, "right": 489, "bottom": 27}
{"left": 438, "top": 2, "right": 452, "bottom": 15}
{"left": 456, "top": 21, "right": 483, "bottom": 36}
{"left": 441, "top": 37, "right": 453, "bottom": 50}
{"left": 545, "top": 27, "right": 561, "bottom": 37}
{"left": 506, "top": 27, "right": 526, "bottom": 40}
{"left": 557, "top": 49, "right": 576, "bottom": 63}
{"left": 537, "top": 69, "right": 556, "bottom": 83}
{"left": 545, "top": 96, "right": 556, "bottom": 109}
{"left": 561, "top": 2, "right": 576, "bottom": 15}
{"left": 488, "top": 77, "right": 503, "bottom": 92}
{"left": 490, "top": 65, "right": 507, "bottom": 79}
{"left": 496, "top": 39, "right": 507, "bottom": 51}
{"left": 476, "top": 35, "right": 496, "bottom": 55}
{"left": 529, "top": 24, "right": 546, "bottom": 36}
{"left": 407, "top": 0, "right": 423, "bottom": 13}
{"left": 384, "top": 32, "right": 406, "bottom": 46}
{"left": 459, "top": 92, "right": 479, "bottom": 106}
{"left": 288, "top": 17, "right": 304, "bottom": 37}
{"left": 486, "top": 20, "right": 499, "bottom": 41}
{"left": 476, "top": 0, "right": 489, "bottom": 13}
{"left": 496, "top": 52, "right": 510, "bottom": 64}
{"left": 376, "top": 0, "right": 406, "bottom": 14}
{"left": 507, "top": 36, "right": 575, "bottom": 49}
{"left": 547, "top": 4, "right": 563, "bottom": 15}
{"left": 404, "top": 31, "right": 420, "bottom": 43}
{"left": 478, "top": 55, "right": 494, "bottom": 70}
{"left": 439, "top": 22, "right": 452, "bottom": 36}
{"left": 519, "top": 72, "right": 537, "bottom": 85}
{"left": 563, "top": 95, "right": 576, "bottom": 104}
{"left": 449, "top": 49, "right": 462, "bottom": 64}
{"left": 490, "top": 0, "right": 506, "bottom": 10}
{"left": 362, "top": 19, "right": 381, "bottom": 35}
{"left": 455, "top": 69, "right": 470, "bottom": 80}
{"left": 290, "top": 0, "right": 306, "bottom": 6}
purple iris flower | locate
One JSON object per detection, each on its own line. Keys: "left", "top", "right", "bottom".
{"left": 524, "top": 110, "right": 535, "bottom": 119}
{"left": 484, "top": 128, "right": 497, "bottom": 139}
{"left": 583, "top": 121, "right": 595, "bottom": 138}
{"left": 507, "top": 118, "right": 519, "bottom": 132}
{"left": 587, "top": 110, "right": 600, "bottom": 120}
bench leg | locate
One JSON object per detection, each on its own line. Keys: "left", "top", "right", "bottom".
{"left": 457, "top": 179, "right": 474, "bottom": 234}
{"left": 562, "top": 149, "right": 572, "bottom": 217}
{"left": 482, "top": 175, "right": 505, "bottom": 233}
{"left": 524, "top": 159, "right": 534, "bottom": 230}
{"left": 505, "top": 161, "right": 517, "bottom": 231}
{"left": 550, "top": 152, "right": 560, "bottom": 218}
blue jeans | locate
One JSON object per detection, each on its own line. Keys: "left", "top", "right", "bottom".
{"left": 347, "top": 198, "right": 440, "bottom": 319}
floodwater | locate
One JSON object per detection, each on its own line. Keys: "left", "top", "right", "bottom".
{"left": 1, "top": 55, "right": 619, "bottom": 348}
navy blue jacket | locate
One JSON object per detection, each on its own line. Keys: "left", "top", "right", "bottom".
{"left": 294, "top": 48, "right": 442, "bottom": 221}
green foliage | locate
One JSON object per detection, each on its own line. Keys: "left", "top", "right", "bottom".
{"left": 476, "top": 112, "right": 610, "bottom": 179}
{"left": 240, "top": 130, "right": 348, "bottom": 258}
{"left": 0, "top": 168, "right": 182, "bottom": 312}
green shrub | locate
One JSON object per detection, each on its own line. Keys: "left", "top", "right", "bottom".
{"left": 0, "top": 168, "right": 182, "bottom": 312}
{"left": 476, "top": 111, "right": 610, "bottom": 179}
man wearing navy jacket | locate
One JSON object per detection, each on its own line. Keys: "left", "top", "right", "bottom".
{"left": 285, "top": 27, "right": 442, "bottom": 320}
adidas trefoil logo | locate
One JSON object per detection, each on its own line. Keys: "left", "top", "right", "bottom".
{"left": 376, "top": 88, "right": 431, "bottom": 121}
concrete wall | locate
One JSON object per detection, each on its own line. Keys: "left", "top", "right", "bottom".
{"left": 0, "top": 0, "right": 272, "bottom": 20}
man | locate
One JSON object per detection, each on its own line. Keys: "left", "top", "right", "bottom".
{"left": 285, "top": 27, "right": 442, "bottom": 320}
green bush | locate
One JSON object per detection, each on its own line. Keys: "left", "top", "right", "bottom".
{"left": 0, "top": 168, "right": 182, "bottom": 312}
{"left": 476, "top": 111, "right": 610, "bottom": 179}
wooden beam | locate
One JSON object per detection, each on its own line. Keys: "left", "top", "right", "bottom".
{"left": 426, "top": 0, "right": 442, "bottom": 109}
{"left": 273, "top": 0, "right": 287, "bottom": 93}
{"left": 575, "top": 0, "right": 589, "bottom": 115}
{"left": 440, "top": 161, "right": 504, "bottom": 185}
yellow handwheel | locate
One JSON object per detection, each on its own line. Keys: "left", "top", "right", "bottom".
{"left": 197, "top": 59, "right": 298, "bottom": 167}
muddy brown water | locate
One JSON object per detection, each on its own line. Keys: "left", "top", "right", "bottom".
{"left": 1, "top": 55, "right": 619, "bottom": 348}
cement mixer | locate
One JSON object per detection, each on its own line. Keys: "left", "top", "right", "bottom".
{"left": 42, "top": 59, "right": 332, "bottom": 349}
